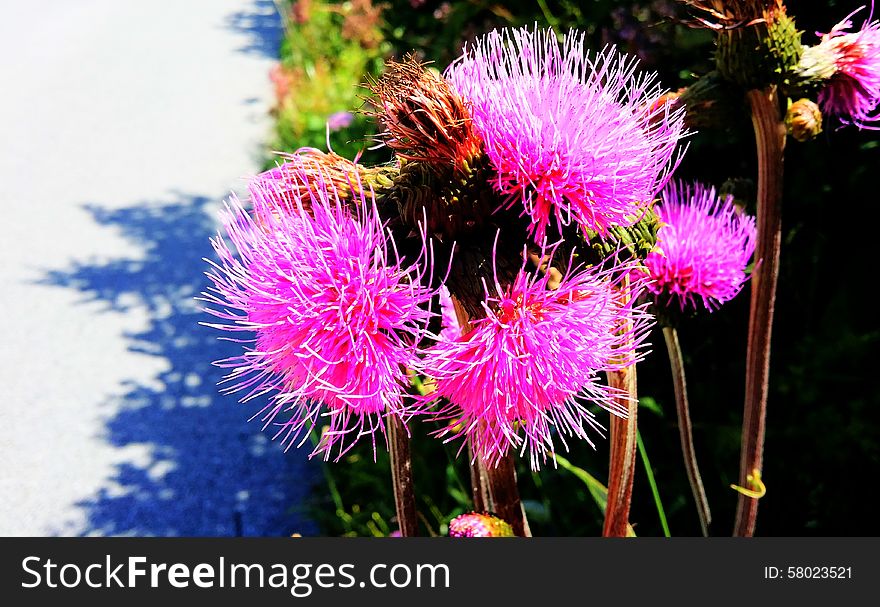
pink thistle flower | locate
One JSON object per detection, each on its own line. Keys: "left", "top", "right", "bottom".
{"left": 645, "top": 181, "right": 757, "bottom": 311}
{"left": 422, "top": 256, "right": 652, "bottom": 469}
{"left": 815, "top": 6, "right": 880, "bottom": 129}
{"left": 448, "top": 512, "right": 514, "bottom": 537}
{"left": 445, "top": 27, "right": 686, "bottom": 243}
{"left": 202, "top": 165, "right": 433, "bottom": 460}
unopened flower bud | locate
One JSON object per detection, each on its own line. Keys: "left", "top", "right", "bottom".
{"left": 716, "top": 3, "right": 803, "bottom": 88}
{"left": 786, "top": 98, "right": 823, "bottom": 141}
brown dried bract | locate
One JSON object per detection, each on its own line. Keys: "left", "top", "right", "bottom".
{"left": 367, "top": 56, "right": 482, "bottom": 170}
{"left": 680, "top": 0, "right": 781, "bottom": 29}
{"left": 254, "top": 149, "right": 395, "bottom": 218}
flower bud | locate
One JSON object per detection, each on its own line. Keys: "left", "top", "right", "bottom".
{"left": 448, "top": 513, "right": 515, "bottom": 537}
{"left": 716, "top": 4, "right": 803, "bottom": 88}
{"left": 785, "top": 98, "right": 823, "bottom": 141}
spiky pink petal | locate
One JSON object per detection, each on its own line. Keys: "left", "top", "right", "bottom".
{"left": 445, "top": 27, "right": 686, "bottom": 242}
{"left": 202, "top": 165, "right": 432, "bottom": 460}
{"left": 817, "top": 6, "right": 880, "bottom": 129}
{"left": 422, "top": 257, "right": 652, "bottom": 469}
{"left": 645, "top": 181, "right": 757, "bottom": 311}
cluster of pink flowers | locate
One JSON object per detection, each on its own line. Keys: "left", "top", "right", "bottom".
{"left": 204, "top": 27, "right": 688, "bottom": 468}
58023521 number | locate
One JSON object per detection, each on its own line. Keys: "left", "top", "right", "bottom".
{"left": 786, "top": 566, "right": 852, "bottom": 579}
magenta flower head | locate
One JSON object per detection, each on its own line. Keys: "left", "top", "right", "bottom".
{"left": 445, "top": 27, "right": 687, "bottom": 243}
{"left": 449, "top": 512, "right": 514, "bottom": 537}
{"left": 815, "top": 5, "right": 880, "bottom": 129}
{"left": 421, "top": 256, "right": 652, "bottom": 469}
{"left": 645, "top": 180, "right": 757, "bottom": 312}
{"left": 202, "top": 162, "right": 433, "bottom": 460}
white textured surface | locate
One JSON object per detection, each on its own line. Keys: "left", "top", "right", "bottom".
{"left": 0, "top": 0, "right": 317, "bottom": 536}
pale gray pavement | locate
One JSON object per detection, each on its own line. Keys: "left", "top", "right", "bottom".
{"left": 0, "top": 0, "right": 318, "bottom": 536}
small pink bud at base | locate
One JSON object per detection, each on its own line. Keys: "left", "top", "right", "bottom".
{"left": 448, "top": 513, "right": 515, "bottom": 537}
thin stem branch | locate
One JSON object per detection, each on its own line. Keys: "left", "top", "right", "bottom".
{"left": 663, "top": 326, "right": 711, "bottom": 537}
{"left": 387, "top": 414, "right": 418, "bottom": 536}
{"left": 484, "top": 452, "right": 531, "bottom": 536}
{"left": 735, "top": 87, "right": 786, "bottom": 536}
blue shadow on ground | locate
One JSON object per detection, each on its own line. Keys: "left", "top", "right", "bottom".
{"left": 40, "top": 196, "right": 319, "bottom": 536}
{"left": 225, "top": 0, "right": 283, "bottom": 59}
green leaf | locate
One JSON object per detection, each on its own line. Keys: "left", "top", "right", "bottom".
{"left": 554, "top": 454, "right": 638, "bottom": 537}
{"left": 640, "top": 396, "right": 664, "bottom": 417}
{"left": 553, "top": 453, "right": 608, "bottom": 514}
{"left": 637, "top": 431, "right": 671, "bottom": 537}
{"left": 448, "top": 486, "right": 469, "bottom": 508}
{"left": 522, "top": 499, "right": 551, "bottom": 523}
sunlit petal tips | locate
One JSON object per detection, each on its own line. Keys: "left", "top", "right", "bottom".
{"left": 645, "top": 181, "right": 757, "bottom": 312}
{"left": 816, "top": 6, "right": 880, "bottom": 129}
{"left": 202, "top": 163, "right": 433, "bottom": 460}
{"left": 422, "top": 258, "right": 653, "bottom": 470}
{"left": 445, "top": 27, "right": 687, "bottom": 243}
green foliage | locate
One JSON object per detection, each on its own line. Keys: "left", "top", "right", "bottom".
{"left": 269, "top": 0, "right": 392, "bottom": 165}
{"left": 306, "top": 422, "right": 472, "bottom": 537}
{"left": 553, "top": 453, "right": 610, "bottom": 515}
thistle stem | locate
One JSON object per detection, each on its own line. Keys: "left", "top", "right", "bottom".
{"left": 603, "top": 274, "right": 639, "bottom": 537}
{"left": 484, "top": 452, "right": 531, "bottom": 537}
{"left": 387, "top": 414, "right": 418, "bottom": 536}
{"left": 735, "top": 87, "right": 786, "bottom": 537}
{"left": 602, "top": 364, "right": 639, "bottom": 537}
{"left": 468, "top": 438, "right": 490, "bottom": 512}
{"left": 449, "top": 289, "right": 529, "bottom": 535}
{"left": 663, "top": 325, "right": 712, "bottom": 537}
{"left": 451, "top": 296, "right": 497, "bottom": 520}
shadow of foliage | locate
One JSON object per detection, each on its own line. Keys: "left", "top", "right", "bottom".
{"left": 40, "top": 196, "right": 319, "bottom": 536}
{"left": 225, "top": 0, "right": 283, "bottom": 58}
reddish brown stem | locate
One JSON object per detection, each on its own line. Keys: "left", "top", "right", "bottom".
{"left": 452, "top": 296, "right": 495, "bottom": 517}
{"left": 450, "top": 294, "right": 529, "bottom": 535}
{"left": 387, "top": 414, "right": 418, "bottom": 536}
{"left": 735, "top": 88, "right": 785, "bottom": 537}
{"left": 663, "top": 326, "right": 711, "bottom": 537}
{"left": 484, "top": 452, "right": 531, "bottom": 537}
{"left": 602, "top": 364, "right": 639, "bottom": 537}
{"left": 468, "top": 438, "right": 490, "bottom": 512}
{"left": 603, "top": 275, "right": 639, "bottom": 537}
